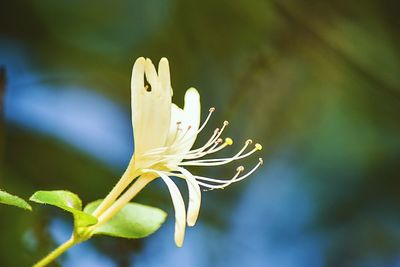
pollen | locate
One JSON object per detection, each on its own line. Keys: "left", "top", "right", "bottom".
{"left": 225, "top": 137, "right": 233, "bottom": 145}
{"left": 255, "top": 143, "right": 262, "bottom": 150}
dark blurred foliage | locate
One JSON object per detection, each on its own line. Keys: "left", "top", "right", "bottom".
{"left": 1, "top": 0, "right": 400, "bottom": 266}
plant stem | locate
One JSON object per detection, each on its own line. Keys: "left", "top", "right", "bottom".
{"left": 33, "top": 161, "right": 152, "bottom": 266}
{"left": 92, "top": 158, "right": 138, "bottom": 218}
{"left": 90, "top": 174, "right": 154, "bottom": 230}
{"left": 33, "top": 236, "right": 76, "bottom": 267}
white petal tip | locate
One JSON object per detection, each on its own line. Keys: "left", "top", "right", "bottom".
{"left": 158, "top": 57, "right": 172, "bottom": 96}
{"left": 158, "top": 58, "right": 170, "bottom": 74}
{"left": 132, "top": 58, "right": 145, "bottom": 76}
{"left": 145, "top": 58, "right": 153, "bottom": 65}
{"left": 160, "top": 57, "right": 169, "bottom": 64}
{"left": 186, "top": 87, "right": 199, "bottom": 95}
{"left": 175, "top": 237, "right": 184, "bottom": 247}
{"left": 187, "top": 215, "right": 198, "bottom": 227}
{"left": 174, "top": 222, "right": 185, "bottom": 247}
{"left": 134, "top": 57, "right": 146, "bottom": 65}
{"left": 131, "top": 58, "right": 146, "bottom": 89}
{"left": 185, "top": 88, "right": 200, "bottom": 103}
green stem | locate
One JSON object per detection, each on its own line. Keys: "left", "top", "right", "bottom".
{"left": 33, "top": 159, "right": 148, "bottom": 266}
{"left": 89, "top": 174, "right": 154, "bottom": 231}
{"left": 33, "top": 236, "right": 77, "bottom": 267}
{"left": 92, "top": 158, "right": 138, "bottom": 218}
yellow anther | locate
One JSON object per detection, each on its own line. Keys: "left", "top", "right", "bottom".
{"left": 255, "top": 143, "right": 262, "bottom": 150}
{"left": 225, "top": 137, "right": 233, "bottom": 145}
{"left": 223, "top": 120, "right": 229, "bottom": 126}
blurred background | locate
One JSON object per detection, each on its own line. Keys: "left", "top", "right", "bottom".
{"left": 1, "top": 1, "right": 400, "bottom": 266}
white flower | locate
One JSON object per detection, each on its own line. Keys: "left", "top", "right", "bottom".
{"left": 91, "top": 57, "right": 263, "bottom": 247}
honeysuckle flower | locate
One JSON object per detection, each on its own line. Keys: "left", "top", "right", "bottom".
{"left": 91, "top": 57, "right": 263, "bottom": 247}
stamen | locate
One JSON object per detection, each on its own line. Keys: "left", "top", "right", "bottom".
{"left": 182, "top": 128, "right": 219, "bottom": 155}
{"left": 208, "top": 139, "right": 223, "bottom": 152}
{"left": 225, "top": 137, "right": 233, "bottom": 146}
{"left": 161, "top": 107, "right": 217, "bottom": 156}
{"left": 198, "top": 166, "right": 244, "bottom": 191}
{"left": 195, "top": 120, "right": 228, "bottom": 151}
{"left": 184, "top": 137, "right": 233, "bottom": 160}
{"left": 139, "top": 125, "right": 211, "bottom": 165}
{"left": 182, "top": 120, "right": 229, "bottom": 156}
{"left": 196, "top": 107, "right": 215, "bottom": 134}
{"left": 154, "top": 136, "right": 225, "bottom": 164}
{"left": 196, "top": 158, "right": 263, "bottom": 190}
{"left": 179, "top": 139, "right": 258, "bottom": 166}
{"left": 191, "top": 166, "right": 244, "bottom": 185}
{"left": 169, "top": 165, "right": 244, "bottom": 190}
{"left": 170, "top": 122, "right": 183, "bottom": 144}
{"left": 176, "top": 125, "right": 192, "bottom": 143}
{"left": 209, "top": 138, "right": 233, "bottom": 153}
{"left": 226, "top": 158, "right": 263, "bottom": 184}
{"left": 141, "top": 122, "right": 185, "bottom": 157}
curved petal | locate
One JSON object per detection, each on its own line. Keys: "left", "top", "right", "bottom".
{"left": 182, "top": 87, "right": 201, "bottom": 149}
{"left": 165, "top": 88, "right": 201, "bottom": 159}
{"left": 144, "top": 58, "right": 159, "bottom": 91}
{"left": 176, "top": 166, "right": 201, "bottom": 226}
{"left": 131, "top": 58, "right": 172, "bottom": 166}
{"left": 165, "top": 103, "right": 185, "bottom": 146}
{"left": 158, "top": 57, "right": 173, "bottom": 97}
{"left": 151, "top": 170, "right": 186, "bottom": 247}
{"left": 183, "top": 88, "right": 201, "bottom": 131}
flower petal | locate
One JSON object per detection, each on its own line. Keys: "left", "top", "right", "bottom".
{"left": 165, "top": 88, "right": 201, "bottom": 156}
{"left": 165, "top": 103, "right": 185, "bottom": 146}
{"left": 145, "top": 170, "right": 186, "bottom": 247}
{"left": 183, "top": 88, "right": 201, "bottom": 126}
{"left": 176, "top": 166, "right": 201, "bottom": 226}
{"left": 182, "top": 87, "right": 201, "bottom": 148}
{"left": 158, "top": 57, "right": 173, "bottom": 96}
{"left": 131, "top": 58, "right": 172, "bottom": 166}
{"left": 144, "top": 58, "right": 158, "bottom": 92}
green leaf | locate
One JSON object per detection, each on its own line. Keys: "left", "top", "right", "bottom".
{"left": 84, "top": 200, "right": 167, "bottom": 239}
{"left": 0, "top": 190, "right": 32, "bottom": 211}
{"left": 30, "top": 190, "right": 97, "bottom": 227}
{"left": 30, "top": 190, "right": 82, "bottom": 210}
